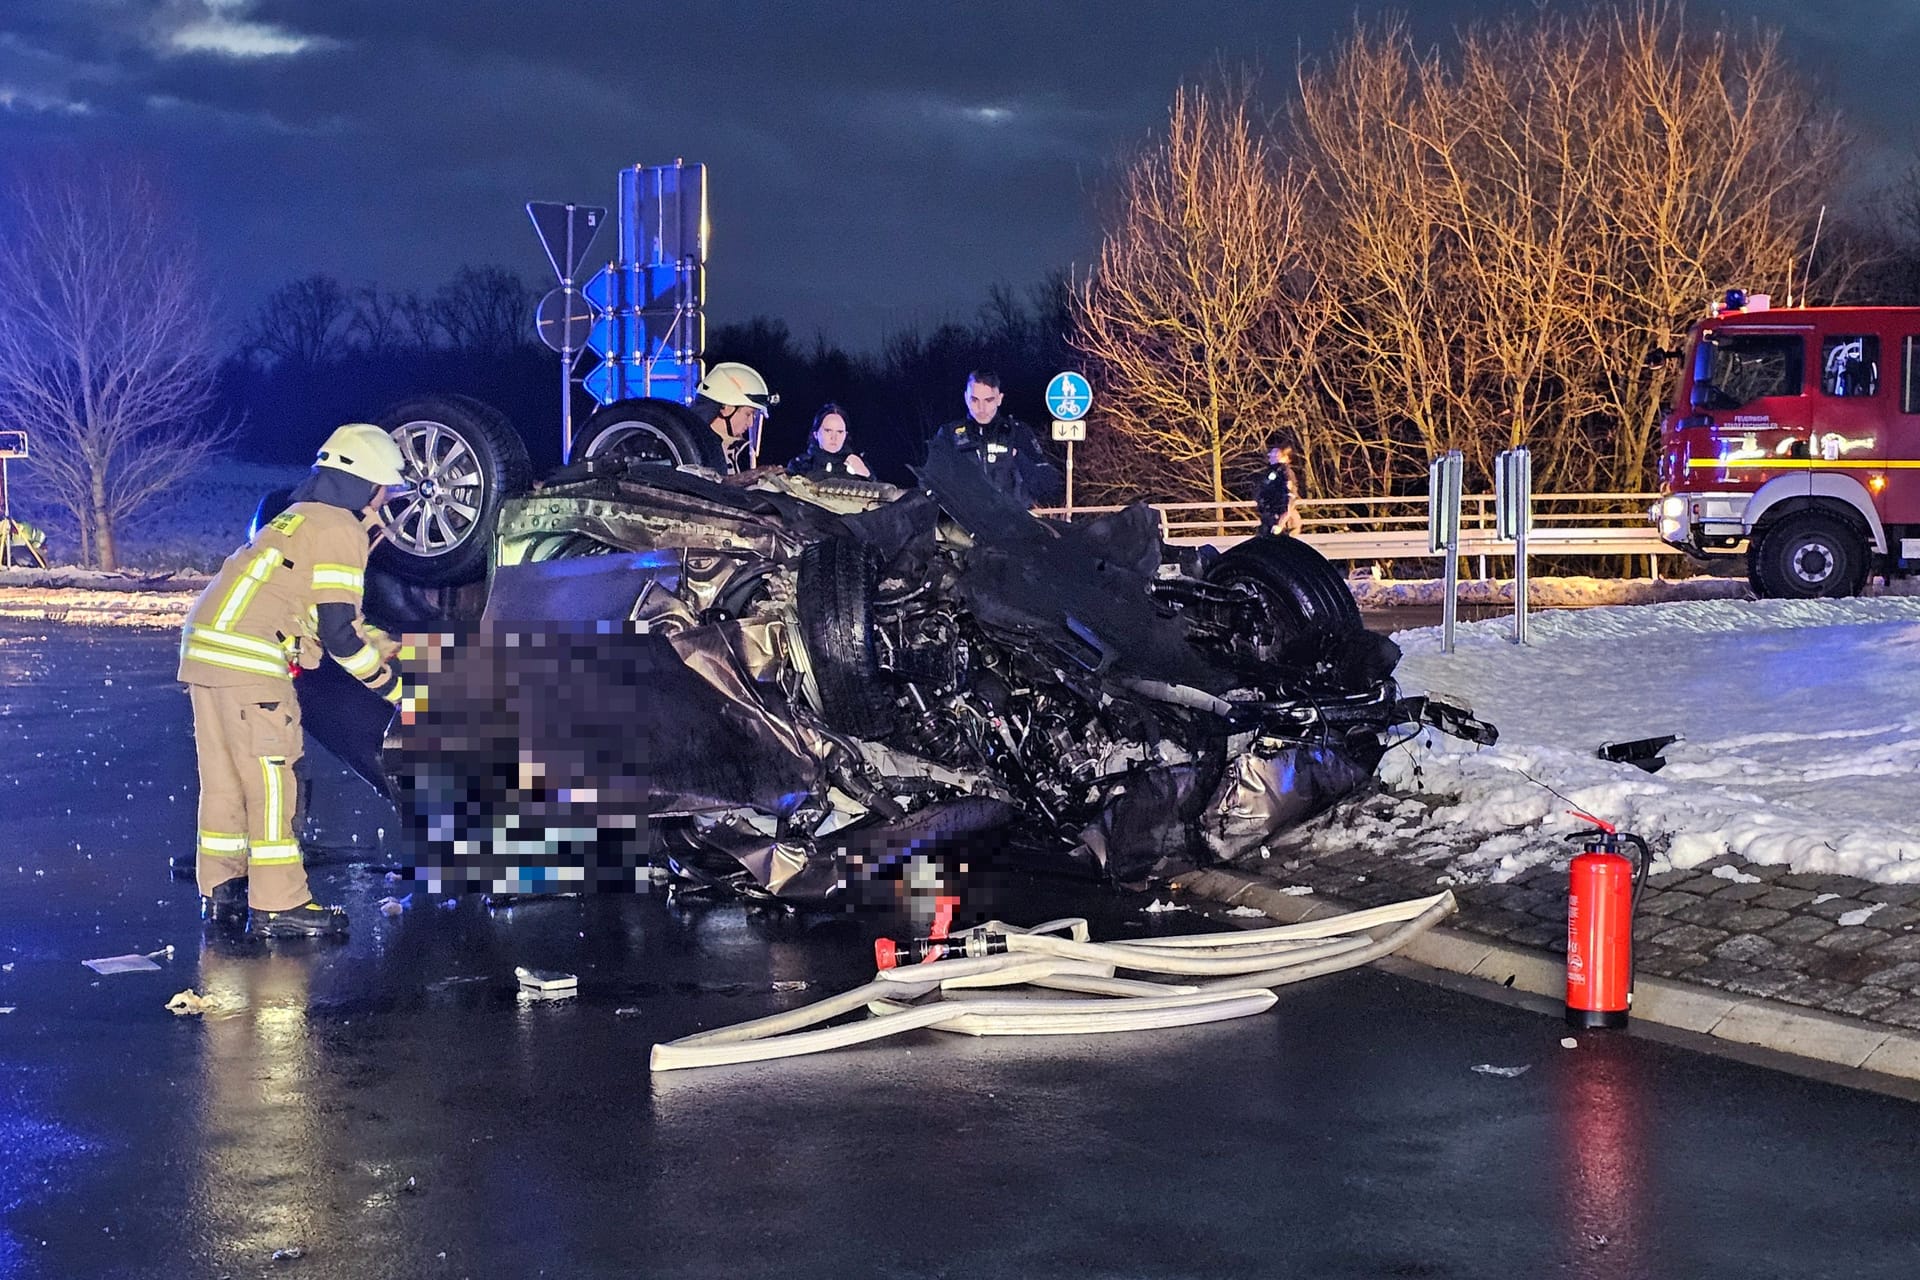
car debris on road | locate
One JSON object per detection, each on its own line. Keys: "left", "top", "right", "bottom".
{"left": 295, "top": 427, "right": 1495, "bottom": 908}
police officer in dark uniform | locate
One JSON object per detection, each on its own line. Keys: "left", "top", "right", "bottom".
{"left": 1256, "top": 433, "right": 1302, "bottom": 536}
{"left": 931, "top": 371, "right": 1065, "bottom": 508}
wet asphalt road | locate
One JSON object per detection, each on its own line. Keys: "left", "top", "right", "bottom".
{"left": 4, "top": 621, "right": 1920, "bottom": 1280}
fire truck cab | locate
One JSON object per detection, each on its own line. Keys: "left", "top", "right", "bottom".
{"left": 1652, "top": 292, "right": 1920, "bottom": 597}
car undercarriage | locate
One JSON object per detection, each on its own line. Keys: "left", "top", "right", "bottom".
{"left": 358, "top": 435, "right": 1495, "bottom": 905}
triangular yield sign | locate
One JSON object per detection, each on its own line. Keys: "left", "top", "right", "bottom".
{"left": 526, "top": 202, "right": 607, "bottom": 283}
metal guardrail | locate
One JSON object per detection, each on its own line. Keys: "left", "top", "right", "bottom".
{"left": 1034, "top": 493, "right": 1674, "bottom": 573}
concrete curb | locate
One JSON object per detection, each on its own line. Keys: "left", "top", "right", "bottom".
{"left": 1173, "top": 867, "right": 1920, "bottom": 1086}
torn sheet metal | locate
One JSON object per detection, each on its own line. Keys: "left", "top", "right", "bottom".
{"left": 364, "top": 450, "right": 1494, "bottom": 903}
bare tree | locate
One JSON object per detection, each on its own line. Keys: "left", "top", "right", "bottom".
{"left": 245, "top": 274, "right": 353, "bottom": 366}
{"left": 396, "top": 290, "right": 443, "bottom": 353}
{"left": 1074, "top": 4, "right": 1844, "bottom": 506}
{"left": 1285, "top": 1, "right": 1843, "bottom": 494}
{"left": 0, "top": 159, "right": 227, "bottom": 569}
{"left": 347, "top": 284, "right": 408, "bottom": 353}
{"left": 1569, "top": 2, "right": 1844, "bottom": 489}
{"left": 434, "top": 266, "right": 534, "bottom": 357}
{"left": 1072, "top": 80, "right": 1316, "bottom": 511}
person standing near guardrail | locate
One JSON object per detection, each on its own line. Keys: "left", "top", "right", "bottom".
{"left": 933, "top": 371, "right": 1065, "bottom": 509}
{"left": 1256, "top": 433, "right": 1303, "bottom": 537}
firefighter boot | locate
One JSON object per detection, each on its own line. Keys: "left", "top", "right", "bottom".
{"left": 250, "top": 900, "right": 350, "bottom": 940}
{"left": 200, "top": 877, "right": 250, "bottom": 929}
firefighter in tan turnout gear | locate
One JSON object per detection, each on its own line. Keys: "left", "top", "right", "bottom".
{"left": 178, "top": 424, "right": 410, "bottom": 938}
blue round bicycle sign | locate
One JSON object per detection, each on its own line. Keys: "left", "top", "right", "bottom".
{"left": 1045, "top": 371, "right": 1093, "bottom": 421}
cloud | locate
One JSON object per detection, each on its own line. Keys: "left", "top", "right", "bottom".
{"left": 158, "top": 1, "right": 336, "bottom": 59}
{"left": 1, "top": 0, "right": 1910, "bottom": 351}
{"left": 166, "top": 17, "right": 322, "bottom": 59}
{"left": 0, "top": 84, "right": 92, "bottom": 115}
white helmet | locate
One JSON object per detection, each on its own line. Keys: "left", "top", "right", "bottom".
{"left": 315, "top": 423, "right": 407, "bottom": 486}
{"left": 696, "top": 362, "right": 778, "bottom": 411}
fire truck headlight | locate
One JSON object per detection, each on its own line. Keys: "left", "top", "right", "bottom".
{"left": 1660, "top": 495, "right": 1687, "bottom": 520}
{"left": 1660, "top": 517, "right": 1684, "bottom": 537}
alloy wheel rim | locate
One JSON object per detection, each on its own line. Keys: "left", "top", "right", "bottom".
{"left": 384, "top": 420, "right": 485, "bottom": 558}
{"left": 585, "top": 422, "right": 682, "bottom": 465}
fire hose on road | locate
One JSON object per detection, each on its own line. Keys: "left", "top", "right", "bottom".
{"left": 648, "top": 890, "right": 1457, "bottom": 1073}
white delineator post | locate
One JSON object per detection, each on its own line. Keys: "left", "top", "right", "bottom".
{"left": 1496, "top": 447, "right": 1533, "bottom": 646}
{"left": 1429, "top": 450, "right": 1464, "bottom": 655}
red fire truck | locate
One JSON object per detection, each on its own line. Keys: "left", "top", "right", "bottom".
{"left": 1652, "top": 291, "right": 1920, "bottom": 597}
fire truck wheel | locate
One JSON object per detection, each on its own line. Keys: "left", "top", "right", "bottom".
{"left": 372, "top": 395, "right": 533, "bottom": 587}
{"left": 1751, "top": 512, "right": 1867, "bottom": 599}
{"left": 571, "top": 399, "right": 726, "bottom": 472}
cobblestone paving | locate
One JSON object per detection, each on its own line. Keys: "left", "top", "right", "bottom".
{"left": 1235, "top": 790, "right": 1920, "bottom": 1032}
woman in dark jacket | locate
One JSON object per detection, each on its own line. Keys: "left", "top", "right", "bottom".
{"left": 787, "top": 404, "right": 872, "bottom": 478}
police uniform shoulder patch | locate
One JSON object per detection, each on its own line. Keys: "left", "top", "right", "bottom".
{"left": 267, "top": 511, "right": 306, "bottom": 536}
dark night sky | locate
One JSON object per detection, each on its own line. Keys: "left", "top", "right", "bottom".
{"left": 1, "top": 1, "right": 1914, "bottom": 350}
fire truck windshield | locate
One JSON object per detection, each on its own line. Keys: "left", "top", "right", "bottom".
{"left": 1690, "top": 332, "right": 1805, "bottom": 411}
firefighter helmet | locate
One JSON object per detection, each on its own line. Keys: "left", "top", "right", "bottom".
{"left": 696, "top": 362, "right": 778, "bottom": 411}
{"left": 314, "top": 423, "right": 407, "bottom": 486}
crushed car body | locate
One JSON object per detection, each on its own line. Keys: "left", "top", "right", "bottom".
{"left": 362, "top": 436, "right": 1494, "bottom": 902}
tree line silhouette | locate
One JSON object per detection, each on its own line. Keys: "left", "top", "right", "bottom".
{"left": 224, "top": 269, "right": 1075, "bottom": 486}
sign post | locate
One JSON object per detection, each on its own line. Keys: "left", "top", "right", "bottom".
{"left": 527, "top": 201, "right": 606, "bottom": 460}
{"left": 1496, "top": 447, "right": 1533, "bottom": 645}
{"left": 1428, "top": 450, "right": 1464, "bottom": 655}
{"left": 1044, "top": 372, "right": 1093, "bottom": 516}
{"left": 0, "top": 430, "right": 39, "bottom": 569}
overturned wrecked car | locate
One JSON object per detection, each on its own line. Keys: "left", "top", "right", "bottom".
{"left": 291, "top": 399, "right": 1492, "bottom": 906}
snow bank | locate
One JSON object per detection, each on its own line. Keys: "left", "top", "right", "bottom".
{"left": 1384, "top": 597, "right": 1920, "bottom": 884}
{"left": 7, "top": 459, "right": 307, "bottom": 572}
{"left": 1347, "top": 573, "right": 1761, "bottom": 608}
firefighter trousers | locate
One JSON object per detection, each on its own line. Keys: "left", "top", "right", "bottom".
{"left": 188, "top": 682, "right": 311, "bottom": 912}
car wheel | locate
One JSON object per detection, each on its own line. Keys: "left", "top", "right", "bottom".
{"left": 372, "top": 395, "right": 532, "bottom": 587}
{"left": 362, "top": 571, "right": 486, "bottom": 630}
{"left": 571, "top": 399, "right": 725, "bottom": 472}
{"left": 524, "top": 533, "right": 615, "bottom": 563}
{"left": 1205, "top": 535, "right": 1362, "bottom": 657}
{"left": 795, "top": 539, "right": 894, "bottom": 736}
{"left": 249, "top": 487, "right": 296, "bottom": 541}
{"left": 1752, "top": 512, "right": 1866, "bottom": 599}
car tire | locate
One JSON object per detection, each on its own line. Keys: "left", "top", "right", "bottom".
{"left": 1205, "top": 535, "right": 1363, "bottom": 655}
{"left": 796, "top": 539, "right": 893, "bottom": 736}
{"left": 372, "top": 395, "right": 532, "bottom": 587}
{"left": 362, "top": 572, "right": 486, "bottom": 630}
{"left": 1751, "top": 512, "right": 1866, "bottom": 599}
{"left": 570, "top": 399, "right": 725, "bottom": 472}
{"left": 249, "top": 487, "right": 296, "bottom": 541}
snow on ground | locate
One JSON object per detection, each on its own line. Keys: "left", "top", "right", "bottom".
{"left": 0, "top": 585, "right": 193, "bottom": 628}
{"left": 6, "top": 479, "right": 1920, "bottom": 889}
{"left": 1349, "top": 571, "right": 1747, "bottom": 607}
{"left": 8, "top": 460, "right": 308, "bottom": 573}
{"left": 1346, "top": 569, "right": 1920, "bottom": 607}
{"left": 1374, "top": 596, "right": 1920, "bottom": 885}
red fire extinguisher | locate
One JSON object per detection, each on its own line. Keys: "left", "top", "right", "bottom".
{"left": 1565, "top": 810, "right": 1649, "bottom": 1029}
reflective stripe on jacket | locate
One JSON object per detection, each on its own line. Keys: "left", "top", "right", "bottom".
{"left": 177, "top": 502, "right": 386, "bottom": 691}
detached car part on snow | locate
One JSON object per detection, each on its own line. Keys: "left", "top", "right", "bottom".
{"left": 351, "top": 402, "right": 1494, "bottom": 904}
